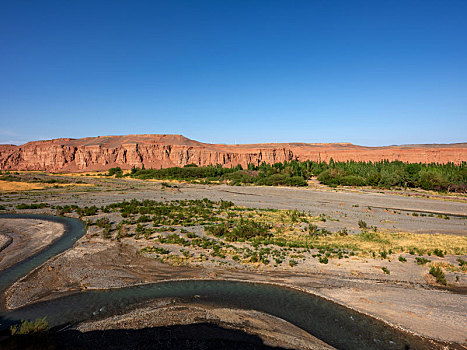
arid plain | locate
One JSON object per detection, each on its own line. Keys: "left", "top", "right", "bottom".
{"left": 0, "top": 170, "right": 466, "bottom": 349}
{"left": 0, "top": 136, "right": 466, "bottom": 349}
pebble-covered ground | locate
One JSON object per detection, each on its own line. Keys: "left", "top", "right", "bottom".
{"left": 1, "top": 174, "right": 466, "bottom": 347}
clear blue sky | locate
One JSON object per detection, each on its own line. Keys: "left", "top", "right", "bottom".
{"left": 1, "top": 0, "right": 466, "bottom": 146}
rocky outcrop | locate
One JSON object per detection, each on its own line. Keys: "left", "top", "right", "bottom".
{"left": 0, "top": 134, "right": 465, "bottom": 172}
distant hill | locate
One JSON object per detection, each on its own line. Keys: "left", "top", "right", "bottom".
{"left": 0, "top": 134, "right": 465, "bottom": 172}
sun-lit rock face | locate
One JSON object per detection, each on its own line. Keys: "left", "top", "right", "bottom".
{"left": 0, "top": 134, "right": 465, "bottom": 172}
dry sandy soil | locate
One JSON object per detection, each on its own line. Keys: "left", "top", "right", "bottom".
{"left": 5, "top": 233, "right": 466, "bottom": 344}
{"left": 0, "top": 218, "right": 64, "bottom": 270}
{"left": 0, "top": 175, "right": 466, "bottom": 348}
{"left": 75, "top": 300, "right": 332, "bottom": 350}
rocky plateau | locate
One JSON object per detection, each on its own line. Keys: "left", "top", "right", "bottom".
{"left": 0, "top": 134, "right": 466, "bottom": 172}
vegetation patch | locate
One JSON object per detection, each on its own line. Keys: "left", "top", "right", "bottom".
{"left": 10, "top": 317, "right": 49, "bottom": 335}
{"left": 120, "top": 160, "right": 466, "bottom": 192}
{"left": 429, "top": 266, "right": 447, "bottom": 285}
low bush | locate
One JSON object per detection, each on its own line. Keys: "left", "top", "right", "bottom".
{"left": 10, "top": 317, "right": 49, "bottom": 335}
{"left": 289, "top": 259, "right": 298, "bottom": 267}
{"left": 415, "top": 257, "right": 431, "bottom": 265}
{"left": 319, "top": 256, "right": 328, "bottom": 264}
{"left": 429, "top": 266, "right": 447, "bottom": 285}
{"left": 433, "top": 248, "right": 445, "bottom": 257}
{"left": 16, "top": 203, "right": 48, "bottom": 209}
{"left": 358, "top": 220, "right": 368, "bottom": 229}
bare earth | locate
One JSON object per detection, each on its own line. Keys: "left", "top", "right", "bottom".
{"left": 0, "top": 233, "right": 12, "bottom": 253}
{"left": 76, "top": 300, "right": 333, "bottom": 350}
{"left": 0, "top": 218, "right": 65, "bottom": 271}
{"left": 0, "top": 175, "right": 466, "bottom": 348}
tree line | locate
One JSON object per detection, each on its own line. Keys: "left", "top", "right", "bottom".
{"left": 107, "top": 159, "right": 466, "bottom": 192}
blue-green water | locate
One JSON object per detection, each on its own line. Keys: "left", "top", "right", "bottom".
{"left": 0, "top": 214, "right": 85, "bottom": 294}
{"left": 0, "top": 214, "right": 420, "bottom": 349}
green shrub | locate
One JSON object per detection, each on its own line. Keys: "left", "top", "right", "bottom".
{"left": 398, "top": 256, "right": 407, "bottom": 262}
{"left": 382, "top": 267, "right": 390, "bottom": 274}
{"left": 10, "top": 317, "right": 49, "bottom": 335}
{"left": 140, "top": 246, "right": 170, "bottom": 254}
{"left": 16, "top": 203, "right": 48, "bottom": 209}
{"left": 319, "top": 256, "right": 328, "bottom": 264}
{"left": 429, "top": 266, "right": 447, "bottom": 285}
{"left": 358, "top": 220, "right": 368, "bottom": 229}
{"left": 415, "top": 257, "right": 431, "bottom": 265}
{"left": 433, "top": 248, "right": 444, "bottom": 257}
{"left": 108, "top": 167, "right": 123, "bottom": 176}
{"left": 77, "top": 205, "right": 98, "bottom": 216}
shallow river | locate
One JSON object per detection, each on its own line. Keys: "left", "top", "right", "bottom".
{"left": 0, "top": 214, "right": 429, "bottom": 349}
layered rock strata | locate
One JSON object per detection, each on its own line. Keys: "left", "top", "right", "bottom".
{"left": 0, "top": 134, "right": 465, "bottom": 172}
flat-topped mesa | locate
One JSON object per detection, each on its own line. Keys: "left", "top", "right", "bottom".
{"left": 0, "top": 134, "right": 466, "bottom": 172}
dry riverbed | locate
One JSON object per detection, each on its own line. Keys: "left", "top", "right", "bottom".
{"left": 0, "top": 218, "right": 65, "bottom": 271}
{"left": 1, "top": 176, "right": 466, "bottom": 348}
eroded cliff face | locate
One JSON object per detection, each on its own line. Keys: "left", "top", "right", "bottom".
{"left": 0, "top": 135, "right": 465, "bottom": 172}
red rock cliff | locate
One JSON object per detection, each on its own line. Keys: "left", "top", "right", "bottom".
{"left": 0, "top": 134, "right": 465, "bottom": 172}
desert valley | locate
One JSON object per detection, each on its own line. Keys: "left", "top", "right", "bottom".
{"left": 0, "top": 135, "right": 465, "bottom": 349}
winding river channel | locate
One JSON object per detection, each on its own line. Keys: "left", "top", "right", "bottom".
{"left": 0, "top": 214, "right": 432, "bottom": 349}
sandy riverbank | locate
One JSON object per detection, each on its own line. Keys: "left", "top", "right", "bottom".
{"left": 5, "top": 232, "right": 466, "bottom": 346}
{"left": 0, "top": 218, "right": 65, "bottom": 271}
{"left": 0, "top": 233, "right": 12, "bottom": 251}
{"left": 1, "top": 178, "right": 466, "bottom": 348}
{"left": 75, "top": 299, "right": 333, "bottom": 350}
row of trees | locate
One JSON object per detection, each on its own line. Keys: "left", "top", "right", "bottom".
{"left": 112, "top": 160, "right": 466, "bottom": 192}
{"left": 313, "top": 160, "right": 466, "bottom": 192}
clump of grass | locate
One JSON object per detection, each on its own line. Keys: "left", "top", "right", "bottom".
{"left": 289, "top": 259, "right": 297, "bottom": 267}
{"left": 16, "top": 203, "right": 48, "bottom": 209}
{"left": 398, "top": 256, "right": 407, "bottom": 262}
{"left": 432, "top": 248, "right": 444, "bottom": 257}
{"left": 358, "top": 220, "right": 368, "bottom": 229}
{"left": 429, "top": 266, "right": 447, "bottom": 285}
{"left": 10, "top": 317, "right": 49, "bottom": 335}
{"left": 382, "top": 267, "right": 390, "bottom": 274}
{"left": 319, "top": 256, "right": 328, "bottom": 264}
{"left": 415, "top": 257, "right": 431, "bottom": 265}
{"left": 140, "top": 246, "right": 170, "bottom": 254}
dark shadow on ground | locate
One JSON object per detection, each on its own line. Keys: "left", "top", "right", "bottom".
{"left": 0, "top": 323, "right": 292, "bottom": 350}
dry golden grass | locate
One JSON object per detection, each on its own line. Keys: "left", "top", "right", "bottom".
{"left": 218, "top": 207, "right": 467, "bottom": 257}
{"left": 0, "top": 180, "right": 93, "bottom": 192}
{"left": 0, "top": 181, "right": 46, "bottom": 191}
{"left": 430, "top": 261, "right": 467, "bottom": 273}
{"left": 274, "top": 230, "right": 467, "bottom": 257}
